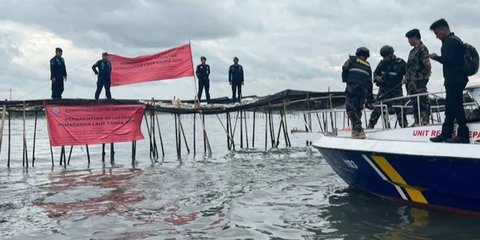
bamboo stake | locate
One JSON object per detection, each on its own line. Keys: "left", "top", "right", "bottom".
{"left": 102, "top": 144, "right": 106, "bottom": 163}
{"left": 60, "top": 146, "right": 65, "bottom": 168}
{"left": 202, "top": 113, "right": 206, "bottom": 154}
{"left": 155, "top": 113, "right": 165, "bottom": 157}
{"left": 7, "top": 109, "right": 11, "bottom": 168}
{"left": 86, "top": 145, "right": 90, "bottom": 166}
{"left": 151, "top": 105, "right": 158, "bottom": 160}
{"left": 178, "top": 116, "right": 190, "bottom": 154}
{"left": 193, "top": 113, "right": 196, "bottom": 156}
{"left": 240, "top": 110, "right": 244, "bottom": 148}
{"left": 201, "top": 114, "right": 212, "bottom": 155}
{"left": 43, "top": 103, "right": 54, "bottom": 167}
{"left": 23, "top": 101, "right": 29, "bottom": 168}
{"left": 175, "top": 114, "right": 180, "bottom": 158}
{"left": 275, "top": 112, "right": 284, "bottom": 148}
{"left": 215, "top": 113, "right": 233, "bottom": 151}
{"left": 264, "top": 111, "right": 267, "bottom": 151}
{"left": 252, "top": 110, "right": 256, "bottom": 148}
{"left": 0, "top": 102, "right": 6, "bottom": 163}
{"left": 244, "top": 111, "right": 249, "bottom": 148}
{"left": 110, "top": 143, "right": 115, "bottom": 164}
{"left": 228, "top": 112, "right": 236, "bottom": 151}
{"left": 226, "top": 113, "right": 230, "bottom": 150}
{"left": 144, "top": 113, "right": 154, "bottom": 160}
{"left": 283, "top": 103, "right": 291, "bottom": 147}
{"left": 67, "top": 145, "right": 73, "bottom": 165}
{"left": 32, "top": 107, "right": 38, "bottom": 166}
{"left": 131, "top": 141, "right": 136, "bottom": 165}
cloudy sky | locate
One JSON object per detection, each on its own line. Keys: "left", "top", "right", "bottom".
{"left": 1, "top": 0, "right": 480, "bottom": 101}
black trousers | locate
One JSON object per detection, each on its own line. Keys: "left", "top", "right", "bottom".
{"left": 231, "top": 82, "right": 242, "bottom": 101}
{"left": 51, "top": 81, "right": 64, "bottom": 99}
{"left": 441, "top": 81, "right": 468, "bottom": 138}
{"left": 198, "top": 79, "right": 210, "bottom": 102}
{"left": 95, "top": 80, "right": 112, "bottom": 100}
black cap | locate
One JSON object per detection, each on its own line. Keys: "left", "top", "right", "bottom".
{"left": 102, "top": 52, "right": 108, "bottom": 56}
{"left": 55, "top": 47, "right": 63, "bottom": 52}
{"left": 200, "top": 56, "right": 206, "bottom": 60}
{"left": 430, "top": 18, "right": 449, "bottom": 30}
{"left": 405, "top": 29, "right": 421, "bottom": 39}
{"left": 233, "top": 56, "right": 239, "bottom": 61}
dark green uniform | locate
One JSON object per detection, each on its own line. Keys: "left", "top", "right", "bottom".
{"left": 342, "top": 56, "right": 373, "bottom": 133}
{"left": 405, "top": 42, "right": 431, "bottom": 125}
{"left": 368, "top": 56, "right": 408, "bottom": 128}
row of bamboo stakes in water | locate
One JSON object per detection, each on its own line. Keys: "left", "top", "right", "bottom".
{"left": 0, "top": 95, "right": 344, "bottom": 168}
{"left": 0, "top": 104, "right": 296, "bottom": 168}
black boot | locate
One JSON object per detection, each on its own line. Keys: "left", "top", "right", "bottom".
{"left": 445, "top": 136, "right": 470, "bottom": 144}
{"left": 430, "top": 135, "right": 447, "bottom": 143}
{"left": 446, "top": 126, "right": 470, "bottom": 144}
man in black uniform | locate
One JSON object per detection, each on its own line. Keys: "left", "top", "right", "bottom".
{"left": 50, "top": 47, "right": 67, "bottom": 99}
{"left": 196, "top": 56, "right": 211, "bottom": 103}
{"left": 429, "top": 18, "right": 470, "bottom": 143}
{"left": 229, "top": 57, "right": 244, "bottom": 102}
{"left": 342, "top": 47, "right": 374, "bottom": 139}
{"left": 92, "top": 52, "right": 112, "bottom": 100}
{"left": 367, "top": 45, "right": 408, "bottom": 129}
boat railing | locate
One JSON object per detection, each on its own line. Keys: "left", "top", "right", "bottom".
{"left": 295, "top": 89, "right": 478, "bottom": 133}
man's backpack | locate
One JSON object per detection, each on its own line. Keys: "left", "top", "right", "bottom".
{"left": 451, "top": 35, "right": 479, "bottom": 76}
{"left": 463, "top": 43, "right": 479, "bottom": 76}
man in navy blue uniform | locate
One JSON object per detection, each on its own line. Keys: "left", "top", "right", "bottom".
{"left": 429, "top": 19, "right": 470, "bottom": 144}
{"left": 196, "top": 56, "right": 211, "bottom": 103}
{"left": 50, "top": 47, "right": 67, "bottom": 99}
{"left": 92, "top": 52, "right": 112, "bottom": 100}
{"left": 229, "top": 57, "right": 244, "bottom": 102}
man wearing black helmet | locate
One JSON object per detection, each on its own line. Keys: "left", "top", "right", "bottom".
{"left": 342, "top": 47, "right": 374, "bottom": 139}
{"left": 50, "top": 47, "right": 67, "bottom": 99}
{"left": 403, "top": 29, "right": 432, "bottom": 126}
{"left": 367, "top": 45, "right": 408, "bottom": 129}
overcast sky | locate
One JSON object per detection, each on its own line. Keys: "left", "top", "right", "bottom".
{"left": 1, "top": 0, "right": 480, "bottom": 101}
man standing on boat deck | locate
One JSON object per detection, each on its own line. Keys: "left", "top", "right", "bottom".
{"left": 50, "top": 47, "right": 67, "bottom": 99}
{"left": 196, "top": 56, "right": 211, "bottom": 103}
{"left": 229, "top": 57, "right": 244, "bottom": 103}
{"left": 92, "top": 52, "right": 112, "bottom": 100}
{"left": 367, "top": 45, "right": 408, "bottom": 129}
{"left": 403, "top": 29, "right": 432, "bottom": 126}
{"left": 429, "top": 19, "right": 470, "bottom": 144}
{"left": 342, "top": 47, "right": 374, "bottom": 139}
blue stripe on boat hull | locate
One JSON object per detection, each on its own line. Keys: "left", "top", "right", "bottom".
{"left": 315, "top": 146, "right": 480, "bottom": 213}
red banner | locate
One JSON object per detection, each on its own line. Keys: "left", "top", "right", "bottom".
{"left": 46, "top": 104, "right": 145, "bottom": 146}
{"left": 110, "top": 43, "right": 194, "bottom": 86}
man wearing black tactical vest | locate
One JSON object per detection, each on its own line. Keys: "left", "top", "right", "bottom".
{"left": 429, "top": 18, "right": 470, "bottom": 144}
{"left": 342, "top": 47, "right": 374, "bottom": 139}
{"left": 367, "top": 45, "right": 408, "bottom": 129}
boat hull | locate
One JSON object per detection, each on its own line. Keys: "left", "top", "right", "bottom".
{"left": 314, "top": 136, "right": 480, "bottom": 214}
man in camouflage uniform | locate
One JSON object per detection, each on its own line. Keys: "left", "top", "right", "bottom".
{"left": 342, "top": 47, "right": 374, "bottom": 139}
{"left": 367, "top": 45, "right": 408, "bottom": 129}
{"left": 403, "top": 29, "right": 432, "bottom": 126}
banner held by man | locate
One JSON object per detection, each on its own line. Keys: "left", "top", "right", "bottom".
{"left": 109, "top": 43, "right": 194, "bottom": 86}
